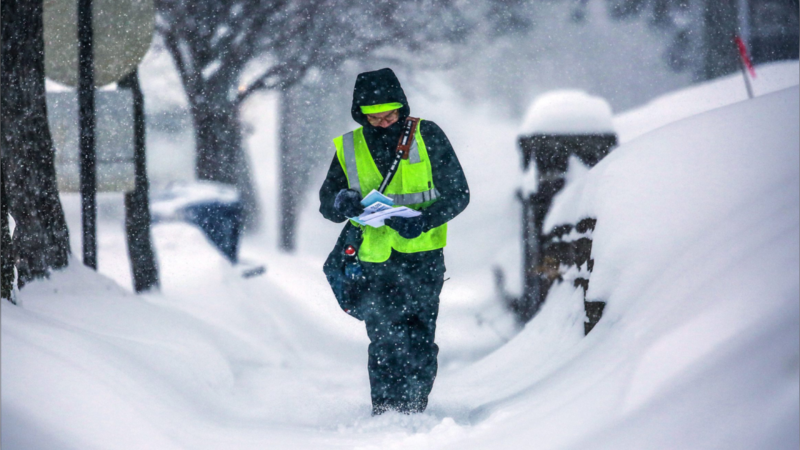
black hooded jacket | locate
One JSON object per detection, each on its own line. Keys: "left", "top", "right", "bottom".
{"left": 319, "top": 68, "right": 470, "bottom": 237}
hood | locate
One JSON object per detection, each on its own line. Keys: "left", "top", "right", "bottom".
{"left": 351, "top": 68, "right": 410, "bottom": 127}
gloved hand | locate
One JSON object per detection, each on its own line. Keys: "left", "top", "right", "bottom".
{"left": 334, "top": 189, "right": 364, "bottom": 218}
{"left": 385, "top": 215, "right": 427, "bottom": 239}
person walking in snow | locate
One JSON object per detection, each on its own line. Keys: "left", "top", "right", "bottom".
{"left": 319, "top": 68, "right": 470, "bottom": 415}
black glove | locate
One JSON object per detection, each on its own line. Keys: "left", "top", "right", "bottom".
{"left": 334, "top": 189, "right": 364, "bottom": 218}
{"left": 385, "top": 215, "right": 427, "bottom": 239}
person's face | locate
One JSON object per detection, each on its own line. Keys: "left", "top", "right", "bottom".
{"left": 366, "top": 109, "right": 400, "bottom": 128}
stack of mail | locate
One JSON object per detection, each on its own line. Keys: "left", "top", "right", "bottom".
{"left": 351, "top": 190, "right": 421, "bottom": 228}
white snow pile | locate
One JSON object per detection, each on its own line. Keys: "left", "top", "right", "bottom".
{"left": 614, "top": 60, "right": 800, "bottom": 143}
{"left": 537, "top": 85, "right": 800, "bottom": 449}
{"left": 520, "top": 90, "right": 615, "bottom": 136}
{"left": 3, "top": 75, "right": 799, "bottom": 448}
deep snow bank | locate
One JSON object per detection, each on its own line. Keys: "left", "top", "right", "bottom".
{"left": 614, "top": 60, "right": 799, "bottom": 143}
{"left": 3, "top": 75, "right": 798, "bottom": 450}
{"left": 1, "top": 222, "right": 374, "bottom": 449}
{"left": 432, "top": 87, "right": 799, "bottom": 450}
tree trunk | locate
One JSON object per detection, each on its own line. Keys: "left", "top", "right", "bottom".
{"left": 278, "top": 86, "right": 302, "bottom": 251}
{"left": 278, "top": 68, "right": 349, "bottom": 251}
{"left": 1, "top": 0, "right": 70, "bottom": 287}
{"left": 119, "top": 70, "right": 159, "bottom": 293}
{"left": 2, "top": 173, "right": 14, "bottom": 300}
{"left": 698, "top": 0, "right": 741, "bottom": 81}
{"left": 190, "top": 82, "right": 260, "bottom": 231}
{"left": 0, "top": 6, "right": 14, "bottom": 300}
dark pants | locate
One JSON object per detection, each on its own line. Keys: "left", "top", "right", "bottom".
{"left": 360, "top": 249, "right": 445, "bottom": 414}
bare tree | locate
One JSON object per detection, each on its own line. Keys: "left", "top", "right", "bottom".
{"left": 2, "top": 174, "right": 14, "bottom": 300}
{"left": 155, "top": 0, "right": 262, "bottom": 227}
{"left": 0, "top": 0, "right": 14, "bottom": 300}
{"left": 1, "top": 0, "right": 70, "bottom": 287}
{"left": 277, "top": 68, "right": 349, "bottom": 251}
{"left": 154, "top": 0, "right": 492, "bottom": 239}
{"left": 592, "top": 0, "right": 798, "bottom": 81}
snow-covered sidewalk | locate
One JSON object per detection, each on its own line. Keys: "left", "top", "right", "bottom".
{"left": 3, "top": 63, "right": 798, "bottom": 449}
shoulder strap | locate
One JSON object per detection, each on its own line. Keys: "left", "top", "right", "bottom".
{"left": 378, "top": 117, "right": 419, "bottom": 194}
{"left": 396, "top": 117, "right": 419, "bottom": 160}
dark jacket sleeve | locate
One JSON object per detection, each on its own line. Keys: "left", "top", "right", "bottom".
{"left": 319, "top": 152, "right": 349, "bottom": 223}
{"left": 419, "top": 120, "right": 470, "bottom": 231}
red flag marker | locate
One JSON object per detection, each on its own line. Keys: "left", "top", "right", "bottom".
{"left": 735, "top": 36, "right": 757, "bottom": 78}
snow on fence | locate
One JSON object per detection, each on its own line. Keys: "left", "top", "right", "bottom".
{"left": 539, "top": 217, "right": 604, "bottom": 335}
{"left": 498, "top": 91, "right": 615, "bottom": 333}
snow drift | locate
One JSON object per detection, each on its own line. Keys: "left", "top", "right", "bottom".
{"left": 3, "top": 67, "right": 799, "bottom": 449}
{"left": 446, "top": 85, "right": 799, "bottom": 450}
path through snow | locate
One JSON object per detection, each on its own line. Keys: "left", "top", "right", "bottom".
{"left": 2, "top": 62, "right": 798, "bottom": 449}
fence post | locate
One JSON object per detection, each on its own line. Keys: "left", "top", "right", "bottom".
{"left": 119, "top": 69, "right": 159, "bottom": 293}
{"left": 513, "top": 92, "right": 617, "bottom": 324}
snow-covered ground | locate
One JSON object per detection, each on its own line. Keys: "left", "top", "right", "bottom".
{"left": 613, "top": 60, "right": 800, "bottom": 143}
{"left": 3, "top": 61, "right": 798, "bottom": 449}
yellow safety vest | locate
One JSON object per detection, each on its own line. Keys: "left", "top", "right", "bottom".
{"left": 333, "top": 120, "right": 447, "bottom": 263}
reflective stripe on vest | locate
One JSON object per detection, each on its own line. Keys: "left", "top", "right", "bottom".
{"left": 341, "top": 127, "right": 438, "bottom": 204}
{"left": 342, "top": 131, "right": 360, "bottom": 195}
{"left": 387, "top": 188, "right": 440, "bottom": 206}
{"left": 408, "top": 136, "right": 421, "bottom": 164}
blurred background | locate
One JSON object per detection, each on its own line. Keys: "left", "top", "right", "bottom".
{"left": 2, "top": 1, "right": 798, "bottom": 447}
{"left": 37, "top": 0, "right": 800, "bottom": 309}
{"left": 124, "top": 0, "right": 798, "bottom": 242}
